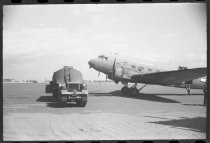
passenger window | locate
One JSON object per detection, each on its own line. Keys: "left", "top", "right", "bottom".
{"left": 98, "top": 55, "right": 107, "bottom": 61}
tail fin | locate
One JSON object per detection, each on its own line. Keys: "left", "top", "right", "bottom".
{"left": 178, "top": 66, "right": 188, "bottom": 70}
{"left": 178, "top": 66, "right": 192, "bottom": 84}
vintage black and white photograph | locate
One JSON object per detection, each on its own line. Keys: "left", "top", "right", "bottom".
{"left": 3, "top": 3, "right": 207, "bottom": 140}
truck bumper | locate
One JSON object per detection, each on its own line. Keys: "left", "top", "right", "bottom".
{"left": 60, "top": 90, "right": 88, "bottom": 100}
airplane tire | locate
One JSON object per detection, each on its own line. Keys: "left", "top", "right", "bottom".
{"left": 45, "top": 84, "right": 52, "bottom": 93}
{"left": 77, "top": 95, "right": 87, "bottom": 107}
{"left": 187, "top": 89, "right": 190, "bottom": 95}
{"left": 130, "top": 88, "right": 139, "bottom": 96}
{"left": 121, "top": 86, "right": 129, "bottom": 94}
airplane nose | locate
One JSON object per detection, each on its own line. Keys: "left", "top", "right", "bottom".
{"left": 88, "top": 59, "right": 95, "bottom": 68}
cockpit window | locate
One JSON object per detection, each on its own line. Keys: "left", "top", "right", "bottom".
{"left": 98, "top": 55, "right": 107, "bottom": 60}
{"left": 98, "top": 55, "right": 103, "bottom": 59}
{"left": 131, "top": 65, "right": 136, "bottom": 68}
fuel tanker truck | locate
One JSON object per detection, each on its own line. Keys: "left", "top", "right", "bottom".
{"left": 45, "top": 66, "right": 88, "bottom": 107}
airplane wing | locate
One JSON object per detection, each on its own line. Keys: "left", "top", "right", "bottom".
{"left": 131, "top": 68, "right": 206, "bottom": 86}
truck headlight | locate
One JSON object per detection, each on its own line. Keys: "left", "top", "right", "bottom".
{"left": 83, "top": 84, "right": 87, "bottom": 90}
{"left": 60, "top": 85, "right": 66, "bottom": 90}
{"left": 73, "top": 89, "right": 76, "bottom": 94}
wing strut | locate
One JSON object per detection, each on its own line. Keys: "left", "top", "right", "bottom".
{"left": 138, "top": 84, "right": 147, "bottom": 92}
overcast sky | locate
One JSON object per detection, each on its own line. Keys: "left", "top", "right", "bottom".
{"left": 3, "top": 3, "right": 206, "bottom": 82}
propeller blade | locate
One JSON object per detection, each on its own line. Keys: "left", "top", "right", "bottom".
{"left": 98, "top": 72, "right": 100, "bottom": 77}
{"left": 112, "top": 57, "right": 116, "bottom": 76}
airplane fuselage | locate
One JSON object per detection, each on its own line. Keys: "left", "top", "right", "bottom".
{"left": 88, "top": 54, "right": 206, "bottom": 90}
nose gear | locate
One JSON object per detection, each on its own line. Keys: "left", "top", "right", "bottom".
{"left": 120, "top": 83, "right": 147, "bottom": 96}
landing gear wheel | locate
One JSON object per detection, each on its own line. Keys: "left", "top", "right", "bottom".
{"left": 45, "top": 85, "right": 52, "bottom": 93}
{"left": 130, "top": 88, "right": 139, "bottom": 96}
{"left": 185, "top": 84, "right": 191, "bottom": 95}
{"left": 187, "top": 89, "right": 190, "bottom": 95}
{"left": 121, "top": 86, "right": 129, "bottom": 94}
{"left": 77, "top": 95, "right": 87, "bottom": 107}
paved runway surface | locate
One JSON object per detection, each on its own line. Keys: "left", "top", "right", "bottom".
{"left": 3, "top": 83, "right": 206, "bottom": 140}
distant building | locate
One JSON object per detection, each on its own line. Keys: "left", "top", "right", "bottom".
{"left": 3, "top": 79, "right": 15, "bottom": 83}
{"left": 26, "top": 80, "right": 38, "bottom": 83}
{"left": 44, "top": 79, "right": 51, "bottom": 83}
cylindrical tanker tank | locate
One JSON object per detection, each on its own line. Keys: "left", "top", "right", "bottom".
{"left": 52, "top": 66, "right": 83, "bottom": 84}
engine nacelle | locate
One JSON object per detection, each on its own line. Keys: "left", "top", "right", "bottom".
{"left": 114, "top": 67, "right": 123, "bottom": 78}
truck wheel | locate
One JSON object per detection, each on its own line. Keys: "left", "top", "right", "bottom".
{"left": 45, "top": 84, "right": 52, "bottom": 93}
{"left": 77, "top": 95, "right": 87, "bottom": 107}
{"left": 52, "top": 92, "right": 57, "bottom": 101}
{"left": 57, "top": 90, "right": 67, "bottom": 104}
{"left": 58, "top": 96, "right": 67, "bottom": 104}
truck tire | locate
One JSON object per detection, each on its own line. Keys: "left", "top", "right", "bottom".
{"left": 61, "top": 96, "right": 68, "bottom": 104}
{"left": 52, "top": 90, "right": 58, "bottom": 101}
{"left": 45, "top": 84, "right": 52, "bottom": 93}
{"left": 57, "top": 90, "right": 67, "bottom": 104}
{"left": 58, "top": 96, "right": 67, "bottom": 104}
{"left": 77, "top": 95, "right": 87, "bottom": 107}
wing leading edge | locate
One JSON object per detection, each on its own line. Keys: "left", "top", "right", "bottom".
{"left": 131, "top": 68, "right": 207, "bottom": 86}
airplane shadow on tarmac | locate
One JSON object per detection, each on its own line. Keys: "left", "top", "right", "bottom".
{"left": 149, "top": 116, "right": 206, "bottom": 133}
{"left": 36, "top": 96, "right": 80, "bottom": 108}
{"left": 90, "top": 90, "right": 182, "bottom": 103}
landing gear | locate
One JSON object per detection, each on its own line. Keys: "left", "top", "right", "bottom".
{"left": 185, "top": 84, "right": 191, "bottom": 95}
{"left": 121, "top": 86, "right": 129, "bottom": 94}
{"left": 129, "top": 83, "right": 139, "bottom": 96}
{"left": 120, "top": 83, "right": 147, "bottom": 96}
{"left": 138, "top": 84, "right": 147, "bottom": 92}
{"left": 130, "top": 88, "right": 139, "bottom": 96}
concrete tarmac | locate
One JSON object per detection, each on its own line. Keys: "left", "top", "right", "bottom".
{"left": 3, "top": 83, "right": 206, "bottom": 141}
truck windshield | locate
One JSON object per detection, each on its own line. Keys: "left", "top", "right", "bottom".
{"left": 68, "top": 84, "right": 80, "bottom": 91}
{"left": 68, "top": 84, "right": 84, "bottom": 91}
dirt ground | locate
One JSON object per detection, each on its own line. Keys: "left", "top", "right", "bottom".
{"left": 3, "top": 83, "right": 206, "bottom": 141}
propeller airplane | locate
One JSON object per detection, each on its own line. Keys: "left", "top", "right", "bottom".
{"left": 88, "top": 54, "right": 207, "bottom": 96}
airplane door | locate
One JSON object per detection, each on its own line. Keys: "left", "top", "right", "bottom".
{"left": 115, "top": 67, "right": 123, "bottom": 78}
{"left": 122, "top": 67, "right": 133, "bottom": 78}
